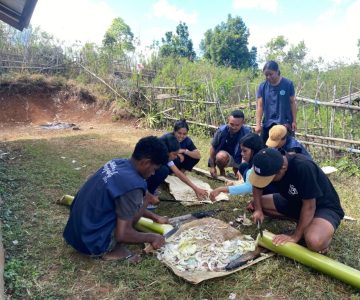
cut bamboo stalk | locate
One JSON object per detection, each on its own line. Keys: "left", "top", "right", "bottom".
{"left": 136, "top": 217, "right": 174, "bottom": 235}
{"left": 57, "top": 195, "right": 74, "bottom": 206}
{"left": 257, "top": 231, "right": 360, "bottom": 289}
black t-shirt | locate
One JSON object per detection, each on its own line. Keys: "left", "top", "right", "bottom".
{"left": 275, "top": 154, "right": 344, "bottom": 217}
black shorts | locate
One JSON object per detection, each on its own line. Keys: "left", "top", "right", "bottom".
{"left": 273, "top": 193, "right": 342, "bottom": 230}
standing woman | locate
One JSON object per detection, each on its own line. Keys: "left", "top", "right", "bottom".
{"left": 255, "top": 61, "right": 297, "bottom": 143}
{"left": 171, "top": 119, "right": 201, "bottom": 173}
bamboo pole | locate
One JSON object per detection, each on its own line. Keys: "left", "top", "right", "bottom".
{"left": 315, "top": 81, "right": 324, "bottom": 136}
{"left": 297, "top": 96, "right": 360, "bottom": 111}
{"left": 167, "top": 98, "right": 216, "bottom": 104}
{"left": 299, "top": 140, "right": 360, "bottom": 153}
{"left": 349, "top": 82, "right": 354, "bottom": 140}
{"left": 257, "top": 231, "right": 360, "bottom": 289}
{"left": 329, "top": 86, "right": 336, "bottom": 159}
{"left": 77, "top": 63, "right": 127, "bottom": 102}
{"left": 295, "top": 132, "right": 360, "bottom": 145}
{"left": 246, "top": 80, "right": 251, "bottom": 110}
{"left": 162, "top": 116, "right": 217, "bottom": 129}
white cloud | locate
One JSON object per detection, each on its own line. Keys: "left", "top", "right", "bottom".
{"left": 31, "top": 0, "right": 115, "bottom": 45}
{"left": 345, "top": 0, "right": 360, "bottom": 29}
{"left": 249, "top": 21, "right": 357, "bottom": 63}
{"left": 233, "top": 0, "right": 279, "bottom": 13}
{"left": 249, "top": 0, "right": 360, "bottom": 63}
{"left": 317, "top": 7, "right": 337, "bottom": 22}
{"left": 149, "top": 0, "right": 198, "bottom": 24}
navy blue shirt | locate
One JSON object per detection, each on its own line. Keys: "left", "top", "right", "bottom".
{"left": 257, "top": 77, "right": 295, "bottom": 128}
{"left": 283, "top": 136, "right": 312, "bottom": 160}
{"left": 163, "top": 132, "right": 197, "bottom": 151}
{"left": 63, "top": 159, "right": 147, "bottom": 255}
{"left": 211, "top": 125, "right": 251, "bottom": 164}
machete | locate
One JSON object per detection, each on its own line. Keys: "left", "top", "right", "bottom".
{"left": 168, "top": 209, "right": 223, "bottom": 225}
{"left": 225, "top": 246, "right": 264, "bottom": 271}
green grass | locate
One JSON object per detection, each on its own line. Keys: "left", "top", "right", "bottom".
{"left": 1, "top": 132, "right": 360, "bottom": 299}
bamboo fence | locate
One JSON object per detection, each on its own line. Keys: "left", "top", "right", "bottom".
{"left": 2, "top": 54, "right": 360, "bottom": 159}
{"left": 135, "top": 78, "right": 360, "bottom": 160}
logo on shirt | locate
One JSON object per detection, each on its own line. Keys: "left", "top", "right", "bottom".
{"left": 280, "top": 90, "right": 286, "bottom": 96}
{"left": 288, "top": 184, "right": 298, "bottom": 195}
{"left": 254, "top": 166, "right": 261, "bottom": 174}
{"left": 102, "top": 160, "right": 118, "bottom": 183}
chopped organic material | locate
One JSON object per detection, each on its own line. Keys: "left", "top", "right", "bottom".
{"left": 235, "top": 212, "right": 252, "bottom": 226}
{"left": 157, "top": 222, "right": 256, "bottom": 272}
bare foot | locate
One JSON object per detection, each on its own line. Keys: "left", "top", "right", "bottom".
{"left": 103, "top": 243, "right": 142, "bottom": 264}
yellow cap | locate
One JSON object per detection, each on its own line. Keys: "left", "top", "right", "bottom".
{"left": 266, "top": 125, "right": 287, "bottom": 148}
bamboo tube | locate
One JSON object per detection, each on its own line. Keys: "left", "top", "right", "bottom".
{"left": 134, "top": 222, "right": 155, "bottom": 233}
{"left": 57, "top": 195, "right": 74, "bottom": 206}
{"left": 257, "top": 231, "right": 360, "bottom": 289}
{"left": 136, "top": 217, "right": 174, "bottom": 235}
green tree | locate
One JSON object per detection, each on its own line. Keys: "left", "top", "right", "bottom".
{"left": 102, "top": 17, "right": 135, "bottom": 58}
{"left": 284, "top": 40, "right": 308, "bottom": 65}
{"left": 159, "top": 22, "right": 196, "bottom": 60}
{"left": 357, "top": 38, "right": 360, "bottom": 61}
{"left": 200, "top": 14, "right": 257, "bottom": 69}
{"left": 264, "top": 36, "right": 308, "bottom": 66}
{"left": 264, "top": 35, "right": 288, "bottom": 62}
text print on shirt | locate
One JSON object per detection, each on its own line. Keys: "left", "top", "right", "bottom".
{"left": 102, "top": 161, "right": 118, "bottom": 183}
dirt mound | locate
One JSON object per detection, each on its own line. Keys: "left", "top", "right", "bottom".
{"left": 0, "top": 77, "right": 111, "bottom": 127}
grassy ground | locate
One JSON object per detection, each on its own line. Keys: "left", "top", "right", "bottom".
{"left": 1, "top": 127, "right": 360, "bottom": 299}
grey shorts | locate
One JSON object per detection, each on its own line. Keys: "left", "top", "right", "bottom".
{"left": 273, "top": 193, "right": 342, "bottom": 230}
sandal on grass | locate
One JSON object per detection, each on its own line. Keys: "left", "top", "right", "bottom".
{"left": 102, "top": 252, "right": 142, "bottom": 264}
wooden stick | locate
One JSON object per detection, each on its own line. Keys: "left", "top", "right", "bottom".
{"left": 295, "top": 133, "right": 360, "bottom": 145}
{"left": 299, "top": 140, "right": 360, "bottom": 153}
{"left": 297, "top": 96, "right": 360, "bottom": 111}
{"left": 77, "top": 63, "right": 127, "bottom": 101}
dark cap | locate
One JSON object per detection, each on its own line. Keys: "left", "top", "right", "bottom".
{"left": 249, "top": 148, "right": 284, "bottom": 188}
{"left": 240, "top": 133, "right": 264, "bottom": 155}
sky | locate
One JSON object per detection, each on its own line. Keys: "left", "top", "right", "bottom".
{"left": 30, "top": 0, "right": 360, "bottom": 64}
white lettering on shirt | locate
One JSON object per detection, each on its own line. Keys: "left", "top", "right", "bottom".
{"left": 102, "top": 160, "right": 118, "bottom": 183}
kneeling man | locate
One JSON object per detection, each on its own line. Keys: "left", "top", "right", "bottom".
{"left": 249, "top": 148, "right": 344, "bottom": 253}
{"left": 63, "top": 136, "right": 169, "bottom": 262}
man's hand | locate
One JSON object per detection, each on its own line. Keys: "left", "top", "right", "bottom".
{"left": 209, "top": 189, "right": 220, "bottom": 202}
{"left": 246, "top": 200, "right": 255, "bottom": 212}
{"left": 145, "top": 192, "right": 159, "bottom": 205}
{"left": 255, "top": 124, "right": 262, "bottom": 134}
{"left": 177, "top": 153, "right": 185, "bottom": 162}
{"left": 150, "top": 235, "right": 165, "bottom": 249}
{"left": 292, "top": 121, "right": 297, "bottom": 132}
{"left": 209, "top": 167, "right": 217, "bottom": 178}
{"left": 236, "top": 171, "right": 243, "bottom": 181}
{"left": 252, "top": 209, "right": 264, "bottom": 224}
{"left": 154, "top": 215, "right": 169, "bottom": 224}
{"left": 195, "top": 187, "right": 208, "bottom": 200}
{"left": 272, "top": 234, "right": 301, "bottom": 246}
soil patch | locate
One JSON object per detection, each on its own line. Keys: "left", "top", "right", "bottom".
{"left": 0, "top": 80, "right": 148, "bottom": 141}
